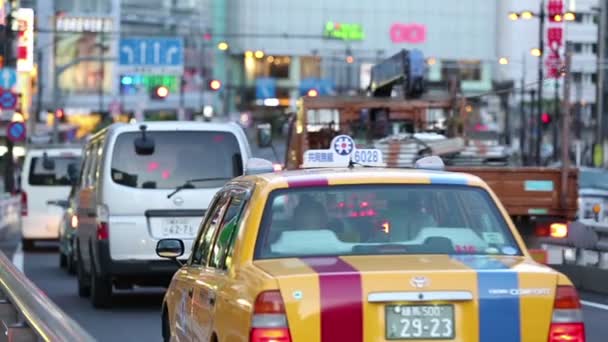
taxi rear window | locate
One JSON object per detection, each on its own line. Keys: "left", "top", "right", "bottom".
{"left": 254, "top": 184, "right": 522, "bottom": 259}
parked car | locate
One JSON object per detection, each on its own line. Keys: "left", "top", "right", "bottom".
{"left": 75, "top": 121, "right": 252, "bottom": 308}
{"left": 577, "top": 167, "right": 608, "bottom": 222}
{"left": 20, "top": 146, "right": 82, "bottom": 250}
{"left": 55, "top": 182, "right": 81, "bottom": 274}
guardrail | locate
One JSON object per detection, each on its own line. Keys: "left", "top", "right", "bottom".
{"left": 0, "top": 249, "right": 95, "bottom": 342}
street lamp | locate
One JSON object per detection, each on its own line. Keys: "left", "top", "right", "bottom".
{"left": 217, "top": 42, "right": 229, "bottom": 51}
{"left": 499, "top": 57, "right": 509, "bottom": 65}
{"left": 530, "top": 48, "right": 542, "bottom": 57}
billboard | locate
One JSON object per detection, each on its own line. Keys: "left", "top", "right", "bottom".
{"left": 54, "top": 16, "right": 114, "bottom": 94}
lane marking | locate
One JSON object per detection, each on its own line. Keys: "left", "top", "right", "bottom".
{"left": 581, "top": 300, "right": 608, "bottom": 311}
{"left": 12, "top": 242, "right": 23, "bottom": 272}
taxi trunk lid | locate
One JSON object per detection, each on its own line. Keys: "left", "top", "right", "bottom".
{"left": 254, "top": 254, "right": 558, "bottom": 342}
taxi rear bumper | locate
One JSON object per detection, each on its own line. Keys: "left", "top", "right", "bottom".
{"left": 93, "top": 241, "right": 182, "bottom": 286}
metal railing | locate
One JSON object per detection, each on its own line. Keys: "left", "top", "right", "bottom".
{"left": 0, "top": 250, "right": 96, "bottom": 342}
{"left": 0, "top": 194, "right": 95, "bottom": 342}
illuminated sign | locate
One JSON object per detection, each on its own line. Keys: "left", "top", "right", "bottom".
{"left": 324, "top": 22, "right": 364, "bottom": 41}
{"left": 16, "top": 8, "right": 34, "bottom": 72}
{"left": 390, "top": 23, "right": 427, "bottom": 44}
{"left": 55, "top": 16, "right": 113, "bottom": 32}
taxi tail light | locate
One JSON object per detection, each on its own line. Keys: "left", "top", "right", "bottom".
{"left": 20, "top": 191, "right": 27, "bottom": 216}
{"left": 548, "top": 286, "right": 585, "bottom": 342}
{"left": 96, "top": 204, "right": 109, "bottom": 241}
{"left": 250, "top": 290, "right": 292, "bottom": 342}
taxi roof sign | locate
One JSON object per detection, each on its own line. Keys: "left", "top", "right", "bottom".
{"left": 302, "top": 135, "right": 385, "bottom": 168}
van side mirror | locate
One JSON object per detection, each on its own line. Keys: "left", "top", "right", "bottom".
{"left": 156, "top": 239, "right": 184, "bottom": 260}
{"left": 256, "top": 123, "right": 273, "bottom": 148}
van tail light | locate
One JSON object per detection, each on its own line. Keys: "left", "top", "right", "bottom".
{"left": 548, "top": 286, "right": 585, "bottom": 342}
{"left": 20, "top": 191, "right": 27, "bottom": 216}
{"left": 535, "top": 222, "right": 568, "bottom": 238}
{"left": 250, "top": 290, "right": 292, "bottom": 342}
{"left": 96, "top": 204, "right": 109, "bottom": 241}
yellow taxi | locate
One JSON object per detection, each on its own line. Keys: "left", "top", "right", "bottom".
{"left": 157, "top": 135, "right": 585, "bottom": 342}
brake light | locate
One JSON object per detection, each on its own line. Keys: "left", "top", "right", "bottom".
{"left": 535, "top": 222, "right": 568, "bottom": 238}
{"left": 71, "top": 215, "right": 79, "bottom": 229}
{"left": 20, "top": 192, "right": 27, "bottom": 216}
{"left": 548, "top": 286, "right": 585, "bottom": 342}
{"left": 250, "top": 290, "right": 291, "bottom": 342}
{"left": 550, "top": 223, "right": 568, "bottom": 238}
{"left": 96, "top": 204, "right": 109, "bottom": 241}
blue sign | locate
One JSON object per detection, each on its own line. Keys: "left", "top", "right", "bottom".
{"left": 119, "top": 37, "right": 184, "bottom": 72}
{"left": 6, "top": 121, "right": 26, "bottom": 143}
{"left": 255, "top": 78, "right": 277, "bottom": 100}
{"left": 0, "top": 91, "right": 17, "bottom": 110}
{"left": 0, "top": 68, "right": 17, "bottom": 89}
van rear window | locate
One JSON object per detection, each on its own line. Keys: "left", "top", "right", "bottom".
{"left": 110, "top": 131, "right": 242, "bottom": 189}
{"left": 28, "top": 156, "right": 81, "bottom": 186}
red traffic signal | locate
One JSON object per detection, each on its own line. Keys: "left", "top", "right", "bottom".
{"left": 541, "top": 112, "right": 551, "bottom": 124}
{"left": 209, "top": 79, "right": 222, "bottom": 91}
{"left": 151, "top": 85, "right": 169, "bottom": 99}
{"left": 55, "top": 108, "right": 65, "bottom": 119}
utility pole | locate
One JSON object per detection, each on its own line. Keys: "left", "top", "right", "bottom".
{"left": 561, "top": 43, "right": 572, "bottom": 209}
{"left": 529, "top": 89, "right": 537, "bottom": 163}
{"left": 520, "top": 54, "right": 527, "bottom": 165}
{"left": 596, "top": 0, "right": 607, "bottom": 166}
{"left": 3, "top": 2, "right": 16, "bottom": 193}
{"left": 98, "top": 35, "right": 105, "bottom": 117}
{"left": 536, "top": 0, "right": 546, "bottom": 166}
{"left": 32, "top": 50, "right": 43, "bottom": 138}
{"left": 553, "top": 79, "right": 559, "bottom": 161}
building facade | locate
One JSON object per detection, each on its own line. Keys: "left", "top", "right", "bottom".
{"left": 223, "top": 0, "right": 501, "bottom": 113}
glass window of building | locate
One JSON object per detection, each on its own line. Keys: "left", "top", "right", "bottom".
{"left": 441, "top": 60, "right": 481, "bottom": 82}
{"left": 253, "top": 56, "right": 291, "bottom": 79}
{"left": 301, "top": 56, "right": 321, "bottom": 79}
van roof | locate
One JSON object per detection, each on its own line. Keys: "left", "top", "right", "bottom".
{"left": 96, "top": 121, "right": 246, "bottom": 138}
{"left": 25, "top": 147, "right": 82, "bottom": 158}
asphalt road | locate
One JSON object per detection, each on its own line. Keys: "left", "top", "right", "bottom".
{"left": 16, "top": 246, "right": 608, "bottom": 342}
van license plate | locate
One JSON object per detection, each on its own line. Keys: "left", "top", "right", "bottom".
{"left": 385, "top": 305, "right": 454, "bottom": 340}
{"left": 162, "top": 218, "right": 196, "bottom": 237}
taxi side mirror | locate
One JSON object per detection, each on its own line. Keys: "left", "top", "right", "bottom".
{"left": 156, "top": 239, "right": 184, "bottom": 261}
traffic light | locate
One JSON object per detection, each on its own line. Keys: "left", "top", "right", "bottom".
{"left": 541, "top": 112, "right": 552, "bottom": 126}
{"left": 208, "top": 79, "right": 222, "bottom": 91}
{"left": 55, "top": 108, "right": 66, "bottom": 122}
{"left": 150, "top": 85, "right": 169, "bottom": 100}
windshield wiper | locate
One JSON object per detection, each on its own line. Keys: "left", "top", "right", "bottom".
{"left": 167, "top": 178, "right": 231, "bottom": 199}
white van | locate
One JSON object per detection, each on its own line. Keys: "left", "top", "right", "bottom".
{"left": 75, "top": 121, "right": 252, "bottom": 308}
{"left": 21, "top": 146, "right": 82, "bottom": 250}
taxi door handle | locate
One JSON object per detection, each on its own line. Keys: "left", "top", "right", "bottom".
{"left": 187, "top": 288, "right": 193, "bottom": 298}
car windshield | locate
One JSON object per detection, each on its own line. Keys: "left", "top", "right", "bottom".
{"left": 111, "top": 131, "right": 241, "bottom": 189}
{"left": 28, "top": 156, "right": 81, "bottom": 186}
{"left": 255, "top": 184, "right": 521, "bottom": 259}
{"left": 580, "top": 169, "right": 608, "bottom": 190}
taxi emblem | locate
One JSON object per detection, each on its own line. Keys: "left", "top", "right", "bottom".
{"left": 173, "top": 196, "right": 184, "bottom": 206}
{"left": 410, "top": 276, "right": 429, "bottom": 289}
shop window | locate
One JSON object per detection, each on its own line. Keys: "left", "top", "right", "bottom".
{"left": 253, "top": 56, "right": 291, "bottom": 79}
{"left": 441, "top": 60, "right": 481, "bottom": 82}
{"left": 301, "top": 56, "right": 321, "bottom": 79}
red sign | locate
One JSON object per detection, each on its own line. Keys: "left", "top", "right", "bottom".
{"left": 390, "top": 23, "right": 427, "bottom": 44}
{"left": 548, "top": 0, "right": 564, "bottom": 22}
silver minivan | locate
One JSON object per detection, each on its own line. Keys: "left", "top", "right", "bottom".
{"left": 74, "top": 121, "right": 251, "bottom": 308}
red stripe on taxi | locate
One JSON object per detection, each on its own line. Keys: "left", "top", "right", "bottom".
{"left": 286, "top": 176, "right": 329, "bottom": 188}
{"left": 302, "top": 257, "right": 363, "bottom": 342}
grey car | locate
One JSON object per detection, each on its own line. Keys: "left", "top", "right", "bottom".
{"left": 56, "top": 183, "right": 79, "bottom": 274}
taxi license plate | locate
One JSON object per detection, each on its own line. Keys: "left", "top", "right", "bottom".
{"left": 162, "top": 218, "right": 196, "bottom": 237}
{"left": 386, "top": 305, "right": 454, "bottom": 340}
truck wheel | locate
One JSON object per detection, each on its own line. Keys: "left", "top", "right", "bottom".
{"left": 77, "top": 253, "right": 91, "bottom": 298}
{"left": 21, "top": 239, "right": 34, "bottom": 252}
{"left": 90, "top": 264, "right": 112, "bottom": 309}
{"left": 59, "top": 252, "right": 67, "bottom": 268}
